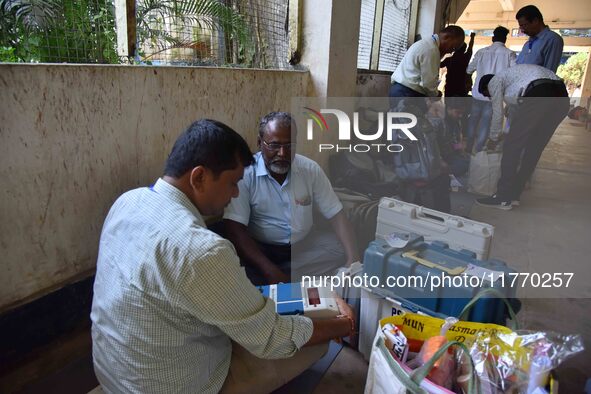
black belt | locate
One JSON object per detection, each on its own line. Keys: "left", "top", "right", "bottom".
{"left": 523, "top": 78, "right": 565, "bottom": 96}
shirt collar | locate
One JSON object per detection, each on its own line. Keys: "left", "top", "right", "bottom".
{"left": 531, "top": 26, "right": 549, "bottom": 40}
{"left": 492, "top": 41, "right": 505, "bottom": 47}
{"left": 152, "top": 178, "right": 205, "bottom": 226}
{"left": 254, "top": 151, "right": 269, "bottom": 177}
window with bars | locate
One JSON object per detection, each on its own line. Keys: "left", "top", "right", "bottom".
{"left": 357, "top": 0, "right": 414, "bottom": 72}
{"left": 0, "top": 0, "right": 294, "bottom": 69}
{"left": 135, "top": 0, "right": 291, "bottom": 68}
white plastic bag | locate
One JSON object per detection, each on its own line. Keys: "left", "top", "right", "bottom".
{"left": 468, "top": 150, "right": 502, "bottom": 196}
{"left": 364, "top": 337, "right": 407, "bottom": 394}
{"left": 364, "top": 330, "right": 471, "bottom": 394}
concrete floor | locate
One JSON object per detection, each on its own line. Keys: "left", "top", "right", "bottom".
{"left": 469, "top": 117, "right": 591, "bottom": 392}
{"left": 317, "top": 118, "right": 591, "bottom": 393}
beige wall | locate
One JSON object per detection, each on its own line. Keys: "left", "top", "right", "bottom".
{"left": 0, "top": 64, "right": 309, "bottom": 310}
{"left": 356, "top": 71, "right": 392, "bottom": 97}
{"left": 0, "top": 0, "right": 367, "bottom": 310}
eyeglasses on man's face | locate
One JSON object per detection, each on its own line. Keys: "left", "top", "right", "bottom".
{"left": 262, "top": 140, "right": 296, "bottom": 152}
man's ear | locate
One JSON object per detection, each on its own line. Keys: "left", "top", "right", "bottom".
{"left": 257, "top": 135, "right": 262, "bottom": 150}
{"left": 189, "top": 166, "right": 207, "bottom": 191}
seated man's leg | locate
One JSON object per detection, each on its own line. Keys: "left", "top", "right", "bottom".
{"left": 291, "top": 229, "right": 347, "bottom": 280}
{"left": 220, "top": 342, "right": 329, "bottom": 394}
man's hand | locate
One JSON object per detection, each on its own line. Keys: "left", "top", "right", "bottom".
{"left": 334, "top": 295, "right": 355, "bottom": 323}
{"left": 466, "top": 75, "right": 473, "bottom": 93}
{"left": 486, "top": 138, "right": 499, "bottom": 151}
{"left": 344, "top": 257, "right": 359, "bottom": 268}
{"left": 306, "top": 295, "right": 357, "bottom": 347}
{"left": 333, "top": 294, "right": 357, "bottom": 346}
{"left": 504, "top": 105, "right": 510, "bottom": 118}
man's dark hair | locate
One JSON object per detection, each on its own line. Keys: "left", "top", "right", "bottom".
{"left": 516, "top": 5, "right": 543, "bottom": 22}
{"left": 478, "top": 74, "right": 495, "bottom": 95}
{"left": 440, "top": 25, "right": 465, "bottom": 39}
{"left": 258, "top": 111, "right": 294, "bottom": 138}
{"left": 492, "top": 26, "right": 509, "bottom": 43}
{"left": 164, "top": 119, "right": 254, "bottom": 178}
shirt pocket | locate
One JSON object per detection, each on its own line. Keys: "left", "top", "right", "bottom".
{"left": 291, "top": 194, "right": 313, "bottom": 235}
{"left": 294, "top": 194, "right": 312, "bottom": 207}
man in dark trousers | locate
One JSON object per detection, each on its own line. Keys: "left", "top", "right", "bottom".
{"left": 475, "top": 64, "right": 569, "bottom": 210}
{"left": 441, "top": 32, "right": 475, "bottom": 97}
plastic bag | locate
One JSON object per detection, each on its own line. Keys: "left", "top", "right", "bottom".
{"left": 379, "top": 314, "right": 584, "bottom": 394}
{"left": 465, "top": 330, "right": 584, "bottom": 394}
{"left": 379, "top": 313, "right": 513, "bottom": 349}
{"left": 368, "top": 315, "right": 480, "bottom": 394}
{"left": 468, "top": 150, "right": 502, "bottom": 196}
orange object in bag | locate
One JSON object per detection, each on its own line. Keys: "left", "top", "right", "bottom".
{"left": 418, "top": 335, "right": 453, "bottom": 387}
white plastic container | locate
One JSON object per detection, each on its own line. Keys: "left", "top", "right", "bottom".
{"left": 375, "top": 197, "right": 495, "bottom": 260}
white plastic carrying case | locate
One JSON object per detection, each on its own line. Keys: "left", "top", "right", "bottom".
{"left": 375, "top": 197, "right": 495, "bottom": 260}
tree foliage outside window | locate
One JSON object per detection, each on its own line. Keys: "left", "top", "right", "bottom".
{"left": 135, "top": 0, "right": 254, "bottom": 66}
{"left": 557, "top": 52, "right": 589, "bottom": 91}
{"left": 0, "top": 0, "right": 119, "bottom": 63}
{"left": 0, "top": 0, "right": 290, "bottom": 68}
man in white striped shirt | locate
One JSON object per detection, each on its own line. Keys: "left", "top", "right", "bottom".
{"left": 91, "top": 119, "right": 355, "bottom": 393}
{"left": 465, "top": 26, "right": 516, "bottom": 153}
{"left": 475, "top": 65, "right": 569, "bottom": 209}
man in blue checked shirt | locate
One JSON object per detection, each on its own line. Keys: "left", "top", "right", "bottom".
{"left": 515, "top": 5, "right": 563, "bottom": 73}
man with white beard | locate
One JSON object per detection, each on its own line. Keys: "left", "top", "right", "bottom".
{"left": 223, "top": 112, "right": 360, "bottom": 285}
